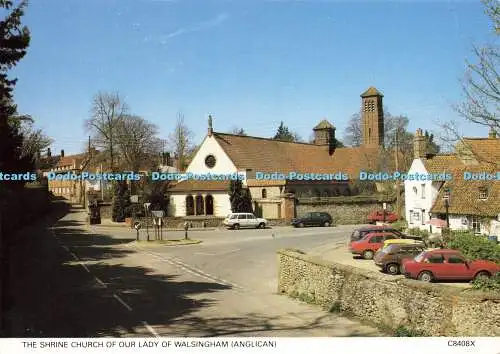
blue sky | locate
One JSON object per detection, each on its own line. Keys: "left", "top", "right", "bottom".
{"left": 11, "top": 0, "right": 497, "bottom": 154}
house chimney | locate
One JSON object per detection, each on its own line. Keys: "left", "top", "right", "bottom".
{"left": 313, "top": 119, "right": 336, "bottom": 155}
{"left": 61, "top": 149, "right": 65, "bottom": 157}
{"left": 208, "top": 115, "right": 213, "bottom": 137}
{"left": 488, "top": 127, "right": 497, "bottom": 139}
{"left": 47, "top": 148, "right": 51, "bottom": 157}
{"left": 413, "top": 128, "right": 426, "bottom": 159}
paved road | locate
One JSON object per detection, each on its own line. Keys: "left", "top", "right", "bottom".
{"left": 98, "top": 225, "right": 355, "bottom": 294}
{"left": 7, "top": 203, "right": 381, "bottom": 337}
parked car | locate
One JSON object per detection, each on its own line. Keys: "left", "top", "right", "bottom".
{"left": 401, "top": 249, "right": 500, "bottom": 282}
{"left": 378, "top": 238, "right": 425, "bottom": 253}
{"left": 291, "top": 212, "right": 333, "bottom": 227}
{"left": 374, "top": 243, "right": 427, "bottom": 275}
{"left": 223, "top": 213, "right": 267, "bottom": 230}
{"left": 367, "top": 210, "right": 398, "bottom": 223}
{"left": 349, "top": 232, "right": 399, "bottom": 260}
{"left": 349, "top": 226, "right": 404, "bottom": 243}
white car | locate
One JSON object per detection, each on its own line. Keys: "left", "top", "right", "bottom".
{"left": 223, "top": 213, "right": 267, "bottom": 230}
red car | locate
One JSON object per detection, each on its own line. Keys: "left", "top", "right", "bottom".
{"left": 402, "top": 249, "right": 500, "bottom": 282}
{"left": 349, "top": 232, "right": 398, "bottom": 260}
{"left": 367, "top": 210, "right": 398, "bottom": 223}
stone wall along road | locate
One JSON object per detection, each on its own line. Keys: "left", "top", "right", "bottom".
{"left": 277, "top": 249, "right": 500, "bottom": 336}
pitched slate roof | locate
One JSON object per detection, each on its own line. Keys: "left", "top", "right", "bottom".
{"left": 212, "top": 132, "right": 381, "bottom": 178}
{"left": 431, "top": 165, "right": 500, "bottom": 217}
{"left": 313, "top": 120, "right": 335, "bottom": 130}
{"left": 56, "top": 153, "right": 87, "bottom": 168}
{"left": 360, "top": 86, "right": 383, "bottom": 97}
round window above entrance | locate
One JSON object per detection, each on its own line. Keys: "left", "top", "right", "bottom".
{"left": 205, "top": 154, "right": 216, "bottom": 168}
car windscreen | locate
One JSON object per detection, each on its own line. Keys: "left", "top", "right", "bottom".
{"left": 414, "top": 252, "right": 425, "bottom": 262}
{"left": 380, "top": 244, "right": 395, "bottom": 254}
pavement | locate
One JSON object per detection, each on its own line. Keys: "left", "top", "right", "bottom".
{"left": 5, "top": 202, "right": 382, "bottom": 337}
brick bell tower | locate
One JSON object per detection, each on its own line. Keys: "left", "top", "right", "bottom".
{"left": 361, "top": 86, "right": 384, "bottom": 147}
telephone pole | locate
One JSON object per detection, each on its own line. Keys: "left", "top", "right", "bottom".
{"left": 394, "top": 130, "right": 401, "bottom": 218}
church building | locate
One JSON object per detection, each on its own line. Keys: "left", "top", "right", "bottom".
{"left": 168, "top": 87, "right": 386, "bottom": 220}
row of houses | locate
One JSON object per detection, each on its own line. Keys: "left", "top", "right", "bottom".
{"left": 405, "top": 128, "right": 500, "bottom": 236}
{"left": 40, "top": 86, "right": 500, "bottom": 236}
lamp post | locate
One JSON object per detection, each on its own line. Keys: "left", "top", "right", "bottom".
{"left": 444, "top": 198, "right": 450, "bottom": 229}
{"left": 143, "top": 202, "right": 151, "bottom": 241}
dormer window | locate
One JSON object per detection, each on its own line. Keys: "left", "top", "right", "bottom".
{"left": 479, "top": 187, "right": 488, "bottom": 200}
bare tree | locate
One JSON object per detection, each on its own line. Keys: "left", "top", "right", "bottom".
{"left": 168, "top": 112, "right": 194, "bottom": 171}
{"left": 229, "top": 127, "right": 247, "bottom": 136}
{"left": 343, "top": 113, "right": 363, "bottom": 147}
{"left": 116, "top": 115, "right": 161, "bottom": 172}
{"left": 7, "top": 114, "right": 53, "bottom": 161}
{"left": 454, "top": 0, "right": 499, "bottom": 132}
{"left": 85, "top": 92, "right": 128, "bottom": 172}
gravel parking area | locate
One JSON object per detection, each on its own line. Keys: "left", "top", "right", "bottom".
{"left": 310, "top": 243, "right": 471, "bottom": 288}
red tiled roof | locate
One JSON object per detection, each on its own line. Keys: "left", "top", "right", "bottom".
{"left": 458, "top": 138, "right": 500, "bottom": 166}
{"left": 213, "top": 132, "right": 380, "bottom": 179}
{"left": 169, "top": 180, "right": 230, "bottom": 192}
{"left": 431, "top": 164, "right": 500, "bottom": 217}
{"left": 422, "top": 154, "right": 463, "bottom": 174}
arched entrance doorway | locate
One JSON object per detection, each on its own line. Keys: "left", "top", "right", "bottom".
{"left": 186, "top": 195, "right": 194, "bottom": 216}
{"left": 195, "top": 195, "right": 204, "bottom": 215}
{"left": 205, "top": 195, "right": 214, "bottom": 215}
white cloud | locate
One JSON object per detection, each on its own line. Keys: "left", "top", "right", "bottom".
{"left": 160, "top": 13, "right": 229, "bottom": 43}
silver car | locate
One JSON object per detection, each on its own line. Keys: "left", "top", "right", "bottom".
{"left": 223, "top": 213, "right": 267, "bottom": 230}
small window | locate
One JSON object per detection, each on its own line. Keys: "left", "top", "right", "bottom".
{"left": 413, "top": 186, "right": 418, "bottom": 195}
{"left": 479, "top": 188, "right": 487, "bottom": 200}
{"left": 261, "top": 189, "right": 267, "bottom": 198}
{"left": 369, "top": 236, "right": 382, "bottom": 243}
{"left": 204, "top": 154, "right": 216, "bottom": 168}
{"left": 421, "top": 184, "right": 426, "bottom": 199}
{"left": 368, "top": 128, "right": 371, "bottom": 138}
{"left": 461, "top": 217, "right": 468, "bottom": 225}
{"left": 471, "top": 217, "right": 481, "bottom": 234}
{"left": 426, "top": 255, "right": 444, "bottom": 264}
{"left": 447, "top": 256, "right": 465, "bottom": 264}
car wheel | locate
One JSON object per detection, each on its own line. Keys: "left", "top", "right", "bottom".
{"left": 474, "top": 271, "right": 491, "bottom": 280}
{"left": 386, "top": 263, "right": 400, "bottom": 275}
{"left": 417, "top": 271, "right": 434, "bottom": 282}
{"left": 258, "top": 222, "right": 265, "bottom": 229}
{"left": 362, "top": 250, "right": 374, "bottom": 260}
{"left": 323, "top": 221, "right": 330, "bottom": 227}
{"left": 233, "top": 224, "right": 240, "bottom": 230}
{"left": 298, "top": 222, "right": 304, "bottom": 228}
